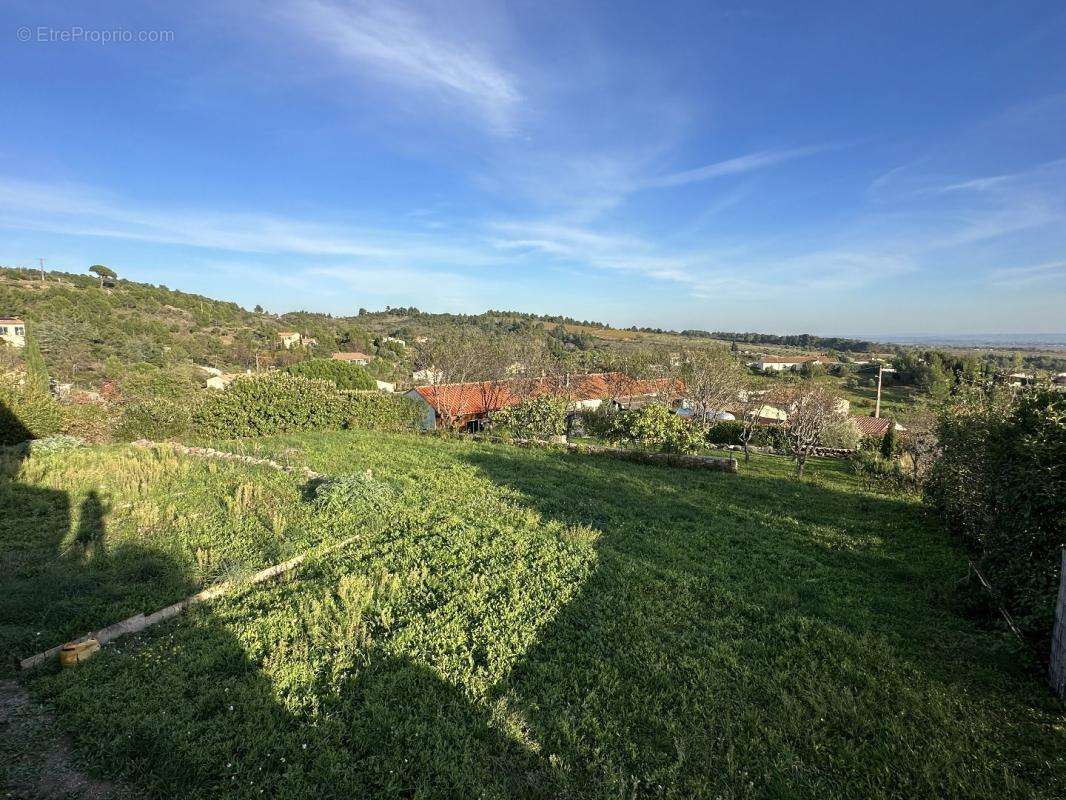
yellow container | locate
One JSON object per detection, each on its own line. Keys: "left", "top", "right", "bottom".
{"left": 59, "top": 639, "right": 100, "bottom": 668}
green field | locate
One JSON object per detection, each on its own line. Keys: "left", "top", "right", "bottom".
{"left": 3, "top": 431, "right": 1064, "bottom": 799}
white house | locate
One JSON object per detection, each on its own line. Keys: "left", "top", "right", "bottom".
{"left": 751, "top": 355, "right": 825, "bottom": 372}
{"left": 332, "top": 351, "right": 373, "bottom": 366}
{"left": 277, "top": 331, "right": 301, "bottom": 349}
{"left": 375, "top": 380, "right": 395, "bottom": 393}
{"left": 0, "top": 317, "right": 26, "bottom": 348}
{"left": 412, "top": 367, "right": 444, "bottom": 384}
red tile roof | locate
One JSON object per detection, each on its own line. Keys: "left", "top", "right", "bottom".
{"left": 412, "top": 372, "right": 677, "bottom": 417}
{"left": 852, "top": 416, "right": 893, "bottom": 438}
{"left": 331, "top": 352, "right": 372, "bottom": 361}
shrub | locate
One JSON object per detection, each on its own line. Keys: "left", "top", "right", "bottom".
{"left": 194, "top": 374, "right": 339, "bottom": 438}
{"left": 0, "top": 378, "right": 62, "bottom": 445}
{"left": 493, "top": 394, "right": 569, "bottom": 440}
{"left": 288, "top": 359, "right": 376, "bottom": 390}
{"left": 193, "top": 373, "right": 421, "bottom": 438}
{"left": 821, "top": 417, "right": 862, "bottom": 450}
{"left": 880, "top": 424, "right": 898, "bottom": 458}
{"left": 314, "top": 472, "right": 400, "bottom": 518}
{"left": 334, "top": 391, "right": 424, "bottom": 433}
{"left": 24, "top": 434, "right": 87, "bottom": 455}
{"left": 925, "top": 387, "right": 1066, "bottom": 640}
{"left": 580, "top": 402, "right": 619, "bottom": 439}
{"left": 706, "top": 420, "right": 744, "bottom": 445}
{"left": 848, "top": 450, "right": 909, "bottom": 490}
{"left": 606, "top": 403, "right": 705, "bottom": 455}
{"left": 116, "top": 397, "right": 195, "bottom": 441}
{"left": 61, "top": 401, "right": 117, "bottom": 443}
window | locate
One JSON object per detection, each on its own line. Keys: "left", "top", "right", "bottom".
{"left": 14, "top": 327, "right": 23, "bottom": 336}
{"left": 0, "top": 327, "right": 8, "bottom": 335}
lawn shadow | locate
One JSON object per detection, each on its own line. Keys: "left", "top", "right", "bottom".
{"left": 0, "top": 403, "right": 194, "bottom": 675}
{"left": 456, "top": 444, "right": 1063, "bottom": 797}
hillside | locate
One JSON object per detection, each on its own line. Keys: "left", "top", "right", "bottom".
{"left": 4, "top": 430, "right": 1063, "bottom": 799}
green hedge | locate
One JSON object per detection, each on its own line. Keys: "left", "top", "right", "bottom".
{"left": 925, "top": 388, "right": 1066, "bottom": 640}
{"left": 287, "top": 358, "right": 376, "bottom": 390}
{"left": 191, "top": 373, "right": 420, "bottom": 439}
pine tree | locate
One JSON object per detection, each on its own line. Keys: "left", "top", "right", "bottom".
{"left": 880, "top": 423, "right": 897, "bottom": 459}
{"left": 23, "top": 336, "right": 50, "bottom": 395}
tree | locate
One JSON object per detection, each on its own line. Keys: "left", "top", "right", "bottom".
{"left": 899, "top": 409, "right": 939, "bottom": 482}
{"left": 22, "top": 336, "right": 50, "bottom": 395}
{"left": 412, "top": 326, "right": 485, "bottom": 428}
{"left": 677, "top": 348, "right": 743, "bottom": 425}
{"left": 287, "top": 358, "right": 375, "bottom": 390}
{"left": 780, "top": 384, "right": 847, "bottom": 476}
{"left": 254, "top": 304, "right": 264, "bottom": 314}
{"left": 880, "top": 423, "right": 898, "bottom": 459}
{"left": 88, "top": 264, "right": 117, "bottom": 288}
{"left": 493, "top": 394, "right": 569, "bottom": 440}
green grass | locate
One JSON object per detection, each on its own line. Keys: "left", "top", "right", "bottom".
{"left": 4, "top": 431, "right": 1064, "bottom": 799}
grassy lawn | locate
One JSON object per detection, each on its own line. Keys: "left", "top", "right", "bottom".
{"left": 839, "top": 381, "right": 921, "bottom": 420}
{"left": 4, "top": 431, "right": 1064, "bottom": 798}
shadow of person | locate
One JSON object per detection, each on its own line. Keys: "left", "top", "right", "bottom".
{"left": 0, "top": 403, "right": 192, "bottom": 676}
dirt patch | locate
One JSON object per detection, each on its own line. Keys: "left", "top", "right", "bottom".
{"left": 0, "top": 679, "right": 122, "bottom": 799}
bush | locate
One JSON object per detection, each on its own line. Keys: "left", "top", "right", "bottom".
{"left": 61, "top": 401, "right": 117, "bottom": 443}
{"left": 193, "top": 373, "right": 422, "bottom": 438}
{"left": 821, "top": 417, "right": 862, "bottom": 450}
{"left": 605, "top": 403, "right": 705, "bottom": 454}
{"left": 116, "top": 397, "right": 195, "bottom": 441}
{"left": 880, "top": 424, "right": 898, "bottom": 458}
{"left": 0, "top": 378, "right": 62, "bottom": 445}
{"left": 314, "top": 472, "right": 400, "bottom": 518}
{"left": 288, "top": 359, "right": 376, "bottom": 390}
{"left": 23, "top": 434, "right": 87, "bottom": 455}
{"left": 493, "top": 394, "right": 569, "bottom": 440}
{"left": 706, "top": 420, "right": 744, "bottom": 445}
{"left": 925, "top": 388, "right": 1066, "bottom": 640}
{"left": 334, "top": 391, "right": 424, "bottom": 433}
{"left": 848, "top": 450, "right": 909, "bottom": 490}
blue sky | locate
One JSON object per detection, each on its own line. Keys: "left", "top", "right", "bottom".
{"left": 2, "top": 1, "right": 1065, "bottom": 334}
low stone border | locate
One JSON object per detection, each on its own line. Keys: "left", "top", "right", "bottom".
{"left": 708, "top": 443, "right": 856, "bottom": 459}
{"left": 132, "top": 440, "right": 324, "bottom": 480}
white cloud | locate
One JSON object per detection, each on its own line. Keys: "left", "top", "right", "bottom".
{"left": 281, "top": 0, "right": 520, "bottom": 133}
{"left": 987, "top": 259, "right": 1066, "bottom": 287}
{"left": 644, "top": 144, "right": 830, "bottom": 189}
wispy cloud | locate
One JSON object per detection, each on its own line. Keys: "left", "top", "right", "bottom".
{"left": 988, "top": 259, "right": 1066, "bottom": 287}
{"left": 281, "top": 0, "right": 520, "bottom": 133}
{"left": 644, "top": 144, "right": 830, "bottom": 189}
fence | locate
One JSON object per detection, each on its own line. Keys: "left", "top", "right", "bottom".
{"left": 1050, "top": 547, "right": 1066, "bottom": 700}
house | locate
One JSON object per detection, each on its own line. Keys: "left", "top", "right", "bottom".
{"left": 332, "top": 352, "right": 373, "bottom": 365}
{"left": 384, "top": 336, "right": 406, "bottom": 347}
{"left": 405, "top": 372, "right": 677, "bottom": 432}
{"left": 750, "top": 355, "right": 826, "bottom": 372}
{"left": 412, "top": 367, "right": 444, "bottom": 384}
{"left": 851, "top": 416, "right": 906, "bottom": 439}
{"left": 302, "top": 337, "right": 318, "bottom": 348}
{"left": 1007, "top": 372, "right": 1036, "bottom": 388}
{"left": 1053, "top": 373, "right": 1066, "bottom": 386}
{"left": 0, "top": 317, "right": 27, "bottom": 348}
{"left": 375, "top": 380, "right": 395, "bottom": 393}
{"left": 277, "top": 331, "right": 301, "bottom": 349}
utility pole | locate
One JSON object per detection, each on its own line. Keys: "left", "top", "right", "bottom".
{"left": 38, "top": 258, "right": 46, "bottom": 281}
{"left": 875, "top": 364, "right": 883, "bottom": 419}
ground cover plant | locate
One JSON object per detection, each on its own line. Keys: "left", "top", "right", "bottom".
{"left": 6, "top": 429, "right": 1065, "bottom": 799}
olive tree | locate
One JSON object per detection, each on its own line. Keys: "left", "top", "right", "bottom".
{"left": 780, "top": 384, "right": 848, "bottom": 476}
